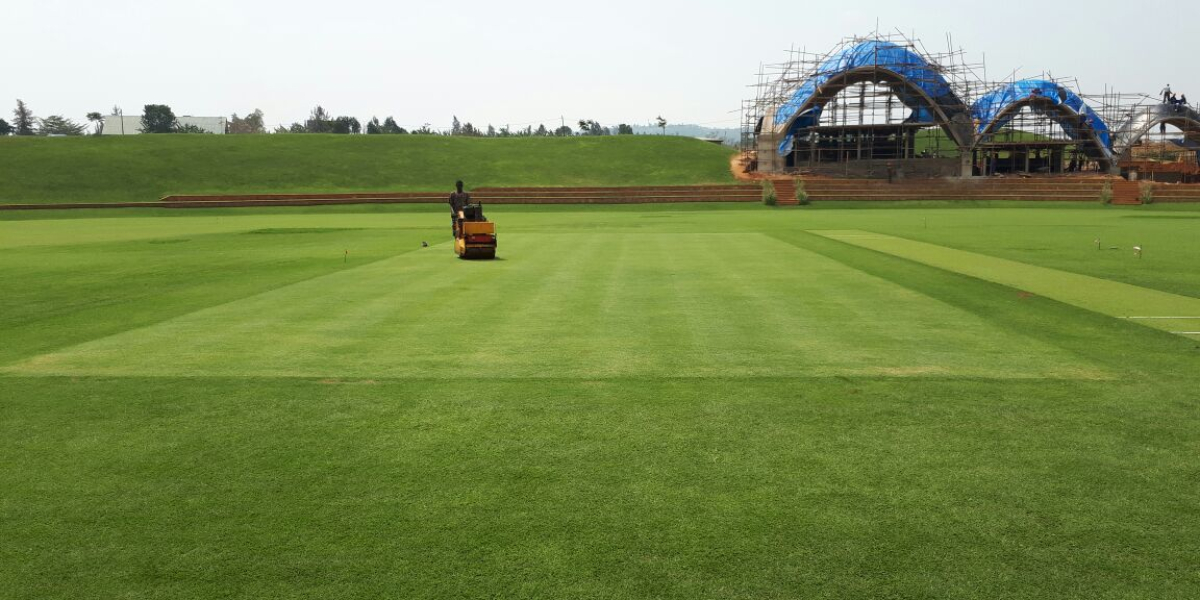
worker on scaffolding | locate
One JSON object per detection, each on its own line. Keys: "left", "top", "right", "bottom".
{"left": 1161, "top": 84, "right": 1173, "bottom": 104}
{"left": 1168, "top": 93, "right": 1187, "bottom": 113}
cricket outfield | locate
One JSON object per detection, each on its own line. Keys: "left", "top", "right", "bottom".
{"left": 2, "top": 202, "right": 1198, "bottom": 599}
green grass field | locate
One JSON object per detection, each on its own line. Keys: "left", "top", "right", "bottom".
{"left": 3, "top": 202, "right": 1200, "bottom": 599}
{"left": 0, "top": 135, "right": 735, "bottom": 204}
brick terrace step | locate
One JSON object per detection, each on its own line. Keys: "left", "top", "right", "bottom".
{"left": 161, "top": 192, "right": 445, "bottom": 202}
{"left": 771, "top": 180, "right": 798, "bottom": 205}
{"left": 8, "top": 182, "right": 1199, "bottom": 211}
{"left": 473, "top": 185, "right": 760, "bottom": 193}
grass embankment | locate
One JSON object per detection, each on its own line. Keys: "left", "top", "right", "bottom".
{"left": 3, "top": 205, "right": 1200, "bottom": 598}
{"left": 0, "top": 135, "right": 736, "bottom": 204}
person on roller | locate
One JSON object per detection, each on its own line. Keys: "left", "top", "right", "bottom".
{"left": 448, "top": 180, "right": 471, "bottom": 236}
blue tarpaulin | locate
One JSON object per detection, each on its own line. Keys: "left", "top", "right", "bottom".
{"left": 972, "top": 79, "right": 1111, "bottom": 150}
{"left": 773, "top": 40, "right": 962, "bottom": 155}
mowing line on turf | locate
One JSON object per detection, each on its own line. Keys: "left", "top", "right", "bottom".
{"left": 1121, "top": 316, "right": 1200, "bottom": 319}
{"left": 813, "top": 230, "right": 1200, "bottom": 337}
{"left": 0, "top": 213, "right": 431, "bottom": 249}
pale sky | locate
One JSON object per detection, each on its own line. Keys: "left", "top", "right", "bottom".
{"left": 4, "top": 0, "right": 1196, "bottom": 132}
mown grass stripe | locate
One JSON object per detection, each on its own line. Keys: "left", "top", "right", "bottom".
{"left": 3, "top": 232, "right": 1100, "bottom": 380}
{"left": 1122, "top": 316, "right": 1200, "bottom": 319}
{"left": 813, "top": 229, "right": 1200, "bottom": 336}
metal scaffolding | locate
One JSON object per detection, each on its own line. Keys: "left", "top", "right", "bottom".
{"left": 745, "top": 31, "right": 980, "bottom": 176}
{"left": 744, "top": 31, "right": 1198, "bottom": 178}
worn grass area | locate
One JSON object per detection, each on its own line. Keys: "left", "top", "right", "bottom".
{"left": 0, "top": 135, "right": 735, "bottom": 204}
{"left": 3, "top": 204, "right": 1200, "bottom": 599}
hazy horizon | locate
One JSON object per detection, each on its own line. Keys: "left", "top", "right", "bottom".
{"left": 5, "top": 0, "right": 1195, "bottom": 132}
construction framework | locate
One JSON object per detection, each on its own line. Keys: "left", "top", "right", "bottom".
{"left": 1109, "top": 97, "right": 1200, "bottom": 182}
{"left": 745, "top": 32, "right": 980, "bottom": 178}
{"left": 744, "top": 31, "right": 1200, "bottom": 180}
{"left": 970, "top": 78, "right": 1118, "bottom": 176}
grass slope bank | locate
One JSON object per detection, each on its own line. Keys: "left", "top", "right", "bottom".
{"left": 0, "top": 135, "right": 736, "bottom": 204}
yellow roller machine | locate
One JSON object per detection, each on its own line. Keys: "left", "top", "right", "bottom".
{"left": 453, "top": 202, "right": 497, "bottom": 259}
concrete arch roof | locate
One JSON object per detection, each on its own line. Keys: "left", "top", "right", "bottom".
{"left": 972, "top": 79, "right": 1113, "bottom": 163}
{"left": 771, "top": 40, "right": 973, "bottom": 155}
{"left": 1112, "top": 104, "right": 1200, "bottom": 156}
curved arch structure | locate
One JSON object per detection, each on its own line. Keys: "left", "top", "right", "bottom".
{"left": 972, "top": 79, "right": 1113, "bottom": 167}
{"left": 1111, "top": 104, "right": 1200, "bottom": 156}
{"left": 770, "top": 40, "right": 973, "bottom": 156}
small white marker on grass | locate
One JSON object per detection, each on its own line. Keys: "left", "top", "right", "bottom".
{"left": 1134, "top": 245, "right": 1143, "bottom": 258}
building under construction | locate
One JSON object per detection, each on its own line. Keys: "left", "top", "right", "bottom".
{"left": 745, "top": 33, "right": 1200, "bottom": 181}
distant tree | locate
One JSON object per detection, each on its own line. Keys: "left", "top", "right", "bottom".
{"left": 499, "top": 125, "right": 511, "bottom": 137}
{"left": 617, "top": 123, "right": 634, "bottom": 135}
{"left": 86, "top": 112, "right": 105, "bottom": 135}
{"left": 305, "top": 105, "right": 333, "bottom": 133}
{"left": 38, "top": 115, "right": 87, "bottom": 136}
{"left": 535, "top": 124, "right": 548, "bottom": 136}
{"left": 656, "top": 115, "right": 667, "bottom": 135}
{"left": 13, "top": 99, "right": 36, "bottom": 136}
{"left": 577, "top": 119, "right": 607, "bottom": 135}
{"left": 462, "top": 122, "right": 479, "bottom": 136}
{"left": 174, "top": 123, "right": 210, "bottom": 134}
{"left": 245, "top": 109, "right": 265, "bottom": 133}
{"left": 486, "top": 124, "right": 496, "bottom": 137}
{"left": 381, "top": 117, "right": 406, "bottom": 134}
{"left": 140, "top": 104, "right": 177, "bottom": 133}
{"left": 228, "top": 109, "right": 266, "bottom": 134}
{"left": 0, "top": 119, "right": 12, "bottom": 136}
{"left": 412, "top": 123, "right": 436, "bottom": 135}
{"left": 366, "top": 116, "right": 382, "bottom": 134}
{"left": 451, "top": 115, "right": 462, "bottom": 136}
{"left": 554, "top": 124, "right": 572, "bottom": 136}
{"left": 331, "top": 116, "right": 360, "bottom": 134}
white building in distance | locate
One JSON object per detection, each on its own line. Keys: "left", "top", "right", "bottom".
{"left": 102, "top": 114, "right": 227, "bottom": 135}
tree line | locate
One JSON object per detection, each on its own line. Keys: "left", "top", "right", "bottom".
{"left": 1, "top": 99, "right": 95, "bottom": 136}
{"left": 1, "top": 100, "right": 232, "bottom": 136}
{"left": 274, "top": 107, "right": 644, "bottom": 137}
{"left": 3, "top": 99, "right": 662, "bottom": 138}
